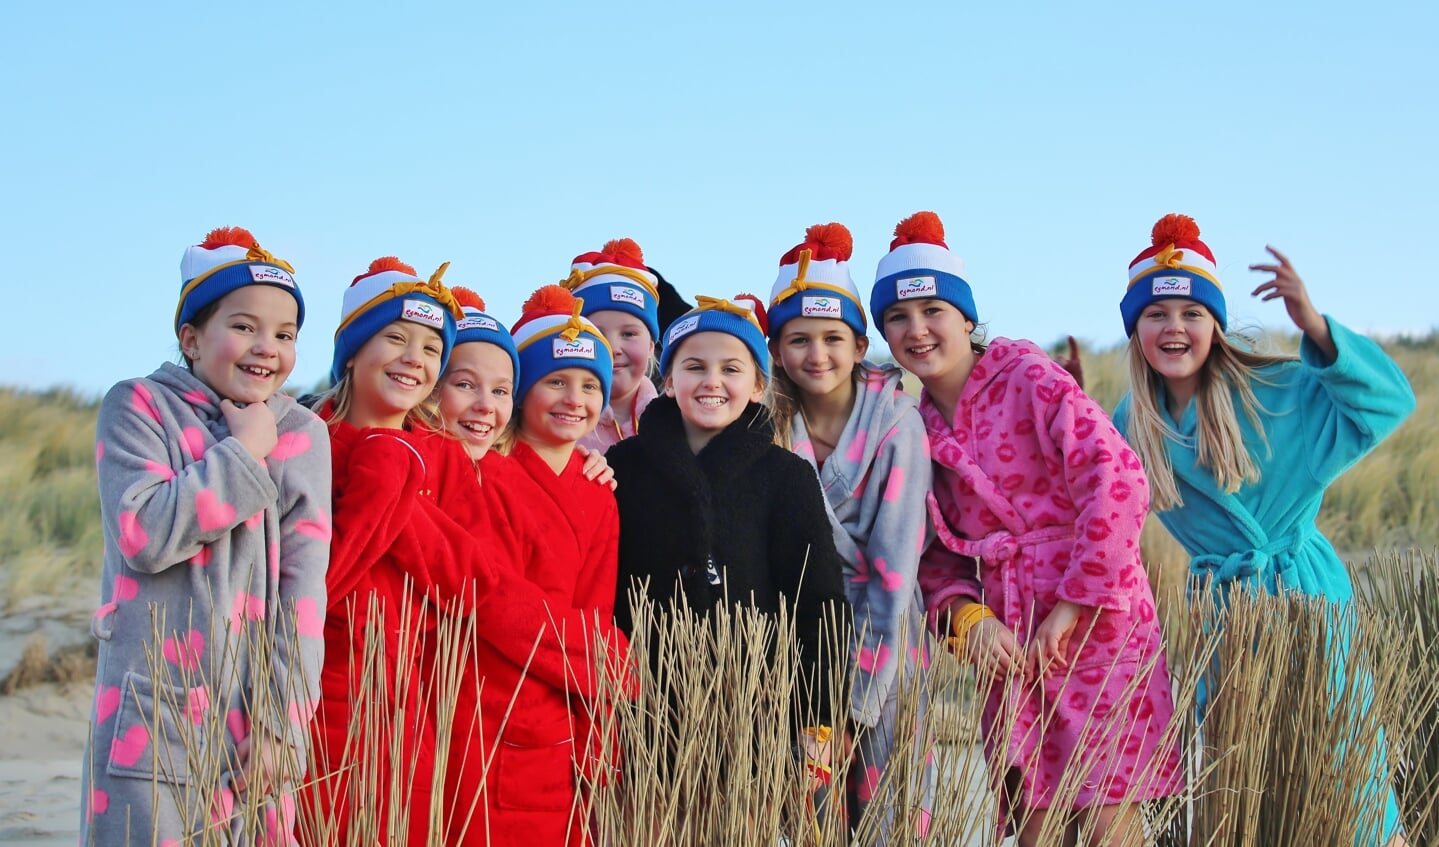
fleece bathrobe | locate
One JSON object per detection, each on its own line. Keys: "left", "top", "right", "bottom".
{"left": 1114, "top": 316, "right": 1416, "bottom": 843}
{"left": 305, "top": 416, "right": 498, "bottom": 847}
{"left": 438, "top": 449, "right": 629, "bottom": 846}
{"left": 918, "top": 338, "right": 1183, "bottom": 813}
{"left": 82, "top": 362, "right": 331, "bottom": 846}
{"left": 608, "top": 396, "right": 850, "bottom": 726}
{"left": 786, "top": 364, "right": 937, "bottom": 838}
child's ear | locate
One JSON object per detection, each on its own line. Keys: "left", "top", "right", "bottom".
{"left": 663, "top": 374, "right": 675, "bottom": 398}
{"left": 749, "top": 376, "right": 766, "bottom": 403}
{"left": 177, "top": 323, "right": 199, "bottom": 360}
{"left": 855, "top": 334, "right": 870, "bottom": 360}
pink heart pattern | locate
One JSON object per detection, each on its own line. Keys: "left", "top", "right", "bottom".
{"left": 162, "top": 629, "right": 205, "bottom": 672}
{"left": 268, "top": 431, "right": 312, "bottom": 462}
{"left": 109, "top": 724, "right": 150, "bottom": 768}
{"left": 189, "top": 544, "right": 212, "bottom": 566}
{"left": 95, "top": 685, "right": 121, "bottom": 724}
{"left": 89, "top": 788, "right": 109, "bottom": 819}
{"left": 181, "top": 426, "right": 207, "bottom": 462}
{"left": 295, "top": 508, "right": 331, "bottom": 542}
{"left": 113, "top": 574, "right": 140, "bottom": 602}
{"left": 227, "top": 708, "right": 249, "bottom": 743}
{"left": 230, "top": 592, "right": 266, "bottom": 630}
{"left": 196, "top": 489, "right": 236, "bottom": 532}
{"left": 294, "top": 596, "right": 324, "bottom": 638}
{"left": 118, "top": 512, "right": 148, "bottom": 558}
{"left": 144, "top": 460, "right": 176, "bottom": 481}
{"left": 185, "top": 686, "right": 211, "bottom": 725}
{"left": 131, "top": 384, "right": 160, "bottom": 423}
{"left": 856, "top": 643, "right": 892, "bottom": 675}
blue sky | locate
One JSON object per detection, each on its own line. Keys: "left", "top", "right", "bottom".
{"left": 3, "top": 1, "right": 1435, "bottom": 396}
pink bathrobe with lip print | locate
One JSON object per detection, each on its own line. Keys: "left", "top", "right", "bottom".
{"left": 916, "top": 338, "right": 1182, "bottom": 814}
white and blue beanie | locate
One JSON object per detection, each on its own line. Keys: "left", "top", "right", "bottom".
{"left": 1121, "top": 214, "right": 1226, "bottom": 336}
{"left": 450, "top": 286, "right": 521, "bottom": 381}
{"left": 766, "top": 222, "right": 866, "bottom": 340}
{"left": 659, "top": 296, "right": 770, "bottom": 377}
{"left": 561, "top": 238, "right": 660, "bottom": 339}
{"left": 509, "top": 285, "right": 613, "bottom": 406}
{"left": 330, "top": 257, "right": 463, "bottom": 384}
{"left": 869, "top": 211, "right": 977, "bottom": 327}
{"left": 176, "top": 226, "right": 304, "bottom": 334}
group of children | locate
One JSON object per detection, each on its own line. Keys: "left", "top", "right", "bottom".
{"left": 80, "top": 211, "right": 1414, "bottom": 846}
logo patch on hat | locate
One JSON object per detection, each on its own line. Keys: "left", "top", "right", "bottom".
{"left": 249, "top": 265, "right": 296, "bottom": 288}
{"left": 609, "top": 286, "right": 647, "bottom": 307}
{"left": 1152, "top": 276, "right": 1193, "bottom": 296}
{"left": 553, "top": 337, "right": 597, "bottom": 360}
{"left": 896, "top": 276, "right": 938, "bottom": 300}
{"left": 458, "top": 315, "right": 499, "bottom": 332}
{"left": 801, "top": 296, "right": 844, "bottom": 319}
{"left": 668, "top": 315, "right": 701, "bottom": 345}
{"left": 401, "top": 299, "right": 445, "bottom": 329}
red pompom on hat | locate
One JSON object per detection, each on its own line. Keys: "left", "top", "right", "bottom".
{"left": 199, "top": 226, "right": 259, "bottom": 250}
{"left": 451, "top": 286, "right": 487, "bottom": 312}
{"left": 767, "top": 221, "right": 864, "bottom": 339}
{"left": 889, "top": 211, "right": 948, "bottom": 250}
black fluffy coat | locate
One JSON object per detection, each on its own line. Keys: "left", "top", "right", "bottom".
{"left": 607, "top": 395, "right": 850, "bottom": 723}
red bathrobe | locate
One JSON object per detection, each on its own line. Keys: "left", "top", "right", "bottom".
{"left": 304, "top": 414, "right": 498, "bottom": 847}
{"left": 437, "top": 445, "right": 624, "bottom": 846}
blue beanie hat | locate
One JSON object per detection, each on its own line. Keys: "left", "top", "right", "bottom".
{"left": 1121, "top": 214, "right": 1227, "bottom": 336}
{"left": 176, "top": 226, "right": 305, "bottom": 334}
{"left": 330, "top": 258, "right": 462, "bottom": 384}
{"left": 766, "top": 222, "right": 867, "bottom": 340}
{"left": 869, "top": 211, "right": 977, "bottom": 328}
{"left": 510, "top": 285, "right": 613, "bottom": 407}
{"left": 659, "top": 296, "right": 770, "bottom": 377}
{"left": 450, "top": 286, "right": 521, "bottom": 382}
{"left": 561, "top": 238, "right": 660, "bottom": 339}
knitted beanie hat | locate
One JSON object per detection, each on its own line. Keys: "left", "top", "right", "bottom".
{"left": 561, "top": 237, "right": 660, "bottom": 339}
{"left": 330, "top": 257, "right": 463, "bottom": 384}
{"left": 176, "top": 226, "right": 304, "bottom": 335}
{"left": 509, "top": 285, "right": 614, "bottom": 406}
{"left": 450, "top": 286, "right": 521, "bottom": 382}
{"left": 659, "top": 295, "right": 770, "bottom": 377}
{"left": 869, "top": 211, "right": 977, "bottom": 328}
{"left": 765, "top": 222, "right": 865, "bottom": 340}
{"left": 1121, "top": 214, "right": 1226, "bottom": 336}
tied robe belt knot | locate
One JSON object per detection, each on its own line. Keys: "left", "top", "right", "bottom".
{"left": 926, "top": 491, "right": 1076, "bottom": 627}
{"left": 1187, "top": 525, "right": 1315, "bottom": 586}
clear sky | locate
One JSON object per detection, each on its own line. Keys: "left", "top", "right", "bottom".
{"left": 3, "top": 1, "right": 1435, "bottom": 396}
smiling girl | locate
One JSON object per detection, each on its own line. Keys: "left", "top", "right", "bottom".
{"left": 765, "top": 222, "right": 936, "bottom": 840}
{"left": 83, "top": 227, "right": 331, "bottom": 846}
{"left": 430, "top": 285, "right": 628, "bottom": 844}
{"left": 305, "top": 257, "right": 504, "bottom": 846}
{"left": 561, "top": 238, "right": 661, "bottom": 452}
{"left": 1113, "top": 214, "right": 1415, "bottom": 845}
{"left": 606, "top": 296, "right": 850, "bottom": 798}
{"left": 875, "top": 212, "right": 1183, "bottom": 846}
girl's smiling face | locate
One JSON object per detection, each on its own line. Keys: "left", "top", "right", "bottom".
{"left": 437, "top": 342, "right": 514, "bottom": 459}
{"left": 773, "top": 317, "right": 868, "bottom": 401}
{"left": 880, "top": 298, "right": 975, "bottom": 385}
{"left": 179, "top": 286, "right": 299, "bottom": 405}
{"left": 664, "top": 331, "right": 765, "bottom": 452}
{"left": 1135, "top": 298, "right": 1218, "bottom": 400}
{"left": 588, "top": 310, "right": 654, "bottom": 406}
{"left": 518, "top": 367, "right": 604, "bottom": 449}
{"left": 345, "top": 320, "right": 445, "bottom": 429}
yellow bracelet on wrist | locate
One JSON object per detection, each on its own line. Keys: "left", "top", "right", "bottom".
{"left": 947, "top": 602, "right": 996, "bottom": 656}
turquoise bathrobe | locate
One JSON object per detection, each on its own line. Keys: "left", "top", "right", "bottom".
{"left": 1114, "top": 316, "right": 1416, "bottom": 842}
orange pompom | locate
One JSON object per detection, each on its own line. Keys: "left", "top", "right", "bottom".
{"left": 522, "top": 284, "right": 577, "bottom": 315}
{"left": 451, "top": 286, "right": 487, "bottom": 312}
{"left": 804, "top": 222, "right": 853, "bottom": 262}
{"left": 602, "top": 237, "right": 646, "bottom": 268}
{"left": 200, "top": 226, "right": 258, "bottom": 250}
{"left": 367, "top": 256, "right": 418, "bottom": 276}
{"left": 891, "top": 211, "right": 946, "bottom": 249}
{"left": 1151, "top": 214, "right": 1200, "bottom": 247}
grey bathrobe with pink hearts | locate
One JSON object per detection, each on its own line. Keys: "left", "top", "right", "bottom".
{"left": 80, "top": 362, "right": 331, "bottom": 846}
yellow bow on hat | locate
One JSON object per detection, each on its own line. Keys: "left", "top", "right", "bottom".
{"left": 245, "top": 242, "right": 295, "bottom": 275}
{"left": 694, "top": 295, "right": 764, "bottom": 332}
{"left": 1152, "top": 244, "right": 1186, "bottom": 269}
{"left": 769, "top": 249, "right": 817, "bottom": 305}
{"left": 380, "top": 261, "right": 465, "bottom": 320}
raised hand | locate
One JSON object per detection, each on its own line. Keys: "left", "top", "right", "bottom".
{"left": 1250, "top": 246, "right": 1335, "bottom": 360}
{"left": 221, "top": 399, "right": 279, "bottom": 461}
